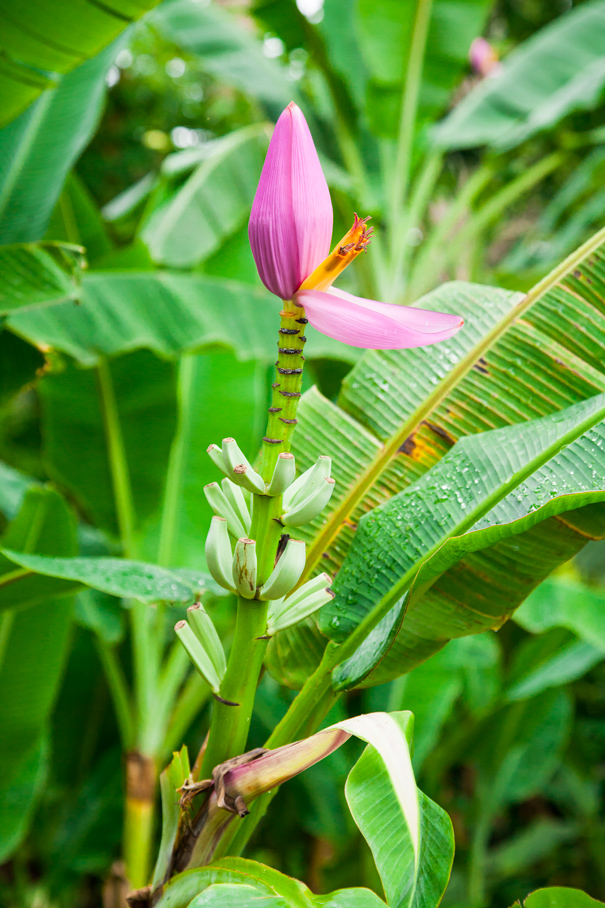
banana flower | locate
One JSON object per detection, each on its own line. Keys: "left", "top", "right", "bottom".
{"left": 249, "top": 102, "right": 464, "bottom": 349}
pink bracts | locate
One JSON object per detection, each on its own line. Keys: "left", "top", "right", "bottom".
{"left": 249, "top": 102, "right": 463, "bottom": 350}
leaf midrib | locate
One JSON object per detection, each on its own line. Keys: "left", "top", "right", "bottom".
{"left": 301, "top": 223, "right": 605, "bottom": 584}
{"left": 333, "top": 396, "right": 605, "bottom": 662}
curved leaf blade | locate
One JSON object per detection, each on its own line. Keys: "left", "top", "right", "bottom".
{"left": 433, "top": 0, "right": 605, "bottom": 150}
{"left": 322, "top": 395, "right": 605, "bottom": 639}
{"left": 141, "top": 126, "right": 267, "bottom": 269}
{"left": 0, "top": 1, "right": 159, "bottom": 126}
{"left": 0, "top": 550, "right": 222, "bottom": 604}
{"left": 0, "top": 242, "right": 83, "bottom": 314}
{"left": 9, "top": 272, "right": 356, "bottom": 367}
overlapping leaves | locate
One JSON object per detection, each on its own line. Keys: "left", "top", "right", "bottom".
{"left": 268, "top": 227, "right": 605, "bottom": 688}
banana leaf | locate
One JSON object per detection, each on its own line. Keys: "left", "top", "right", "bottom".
{"left": 267, "top": 227, "right": 605, "bottom": 688}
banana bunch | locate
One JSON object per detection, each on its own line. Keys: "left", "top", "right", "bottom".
{"left": 202, "top": 439, "right": 337, "bottom": 633}
{"left": 205, "top": 440, "right": 336, "bottom": 528}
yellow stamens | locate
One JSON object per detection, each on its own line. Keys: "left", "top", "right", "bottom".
{"left": 299, "top": 213, "right": 374, "bottom": 293}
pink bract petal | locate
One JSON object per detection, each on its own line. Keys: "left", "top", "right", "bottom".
{"left": 295, "top": 287, "right": 464, "bottom": 349}
{"left": 249, "top": 103, "right": 333, "bottom": 301}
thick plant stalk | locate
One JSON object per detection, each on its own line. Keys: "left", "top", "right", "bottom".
{"left": 199, "top": 301, "right": 307, "bottom": 780}
{"left": 124, "top": 752, "right": 157, "bottom": 889}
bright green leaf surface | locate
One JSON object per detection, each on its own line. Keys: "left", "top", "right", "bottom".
{"left": 0, "top": 0, "right": 160, "bottom": 126}
{"left": 346, "top": 748, "right": 454, "bottom": 908}
{"left": 522, "top": 888, "right": 605, "bottom": 908}
{"left": 0, "top": 243, "right": 83, "bottom": 314}
{"left": 9, "top": 272, "right": 356, "bottom": 367}
{"left": 0, "top": 550, "right": 219, "bottom": 604}
{"left": 515, "top": 576, "right": 605, "bottom": 650}
{"left": 0, "top": 44, "right": 115, "bottom": 243}
{"left": 434, "top": 0, "right": 605, "bottom": 150}
{"left": 141, "top": 126, "right": 268, "bottom": 268}
{"left": 322, "top": 396, "right": 605, "bottom": 668}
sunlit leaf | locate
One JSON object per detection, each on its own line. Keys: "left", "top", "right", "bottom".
{"left": 0, "top": 44, "right": 116, "bottom": 242}
{"left": 324, "top": 397, "right": 605, "bottom": 684}
{"left": 0, "top": 1, "right": 160, "bottom": 126}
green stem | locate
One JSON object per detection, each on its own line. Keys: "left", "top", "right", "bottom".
{"left": 158, "top": 354, "right": 196, "bottom": 568}
{"left": 95, "top": 638, "right": 134, "bottom": 749}
{"left": 266, "top": 645, "right": 336, "bottom": 748}
{"left": 389, "top": 0, "right": 434, "bottom": 293}
{"left": 406, "top": 162, "right": 494, "bottom": 301}
{"left": 444, "top": 152, "right": 563, "bottom": 273}
{"left": 199, "top": 597, "right": 269, "bottom": 777}
{"left": 140, "top": 640, "right": 191, "bottom": 757}
{"left": 97, "top": 357, "right": 159, "bottom": 888}
{"left": 199, "top": 302, "right": 308, "bottom": 778}
{"left": 131, "top": 601, "right": 160, "bottom": 749}
{"left": 259, "top": 300, "right": 308, "bottom": 480}
{"left": 395, "top": 149, "right": 443, "bottom": 298}
{"left": 0, "top": 610, "right": 15, "bottom": 671}
{"left": 96, "top": 358, "right": 136, "bottom": 558}
{"left": 467, "top": 813, "right": 491, "bottom": 908}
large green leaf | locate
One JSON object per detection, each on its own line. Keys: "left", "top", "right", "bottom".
{"left": 39, "top": 351, "right": 176, "bottom": 537}
{"left": 521, "top": 889, "right": 605, "bottom": 908}
{"left": 141, "top": 126, "right": 268, "bottom": 269}
{"left": 515, "top": 576, "right": 605, "bottom": 650}
{"left": 150, "top": 351, "right": 267, "bottom": 569}
{"left": 0, "top": 0, "right": 160, "bottom": 126}
{"left": 269, "top": 230, "right": 605, "bottom": 687}
{"left": 355, "top": 0, "right": 492, "bottom": 137}
{"left": 151, "top": 0, "right": 294, "bottom": 115}
{"left": 8, "top": 271, "right": 355, "bottom": 367}
{"left": 156, "top": 857, "right": 386, "bottom": 908}
{"left": 346, "top": 735, "right": 454, "bottom": 908}
{"left": 0, "top": 242, "right": 83, "bottom": 314}
{"left": 323, "top": 396, "right": 605, "bottom": 684}
{"left": 0, "top": 329, "right": 45, "bottom": 407}
{"left": 0, "top": 550, "right": 220, "bottom": 604}
{"left": 0, "top": 44, "right": 115, "bottom": 243}
{"left": 0, "top": 486, "right": 78, "bottom": 612}
{"left": 433, "top": 0, "right": 605, "bottom": 150}
{"left": 0, "top": 735, "right": 47, "bottom": 863}
{"left": 0, "top": 488, "right": 77, "bottom": 782}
